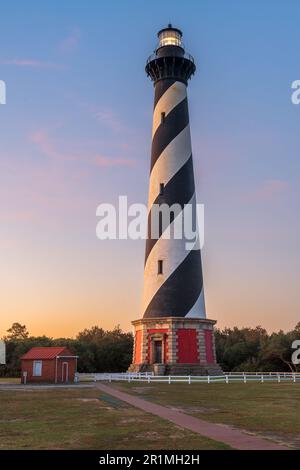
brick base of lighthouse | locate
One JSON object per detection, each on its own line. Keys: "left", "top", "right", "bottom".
{"left": 128, "top": 317, "right": 223, "bottom": 376}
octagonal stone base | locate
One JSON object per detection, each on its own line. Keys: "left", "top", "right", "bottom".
{"left": 128, "top": 317, "right": 223, "bottom": 376}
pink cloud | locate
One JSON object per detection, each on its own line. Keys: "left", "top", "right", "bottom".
{"left": 29, "top": 128, "right": 135, "bottom": 168}
{"left": 59, "top": 28, "right": 81, "bottom": 53}
{"left": 0, "top": 149, "right": 91, "bottom": 223}
{"left": 78, "top": 101, "right": 126, "bottom": 133}
{"left": 94, "top": 155, "right": 135, "bottom": 167}
{"left": 251, "top": 179, "right": 289, "bottom": 202}
{"left": 94, "top": 108, "right": 124, "bottom": 132}
{"left": 0, "top": 59, "right": 65, "bottom": 69}
{"left": 29, "top": 129, "right": 75, "bottom": 162}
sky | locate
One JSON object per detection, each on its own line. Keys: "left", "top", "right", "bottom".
{"left": 0, "top": 0, "right": 299, "bottom": 338}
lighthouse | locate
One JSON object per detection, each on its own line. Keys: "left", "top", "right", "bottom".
{"left": 129, "top": 26, "right": 222, "bottom": 375}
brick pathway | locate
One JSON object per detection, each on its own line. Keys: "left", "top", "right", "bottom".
{"left": 97, "top": 383, "right": 289, "bottom": 450}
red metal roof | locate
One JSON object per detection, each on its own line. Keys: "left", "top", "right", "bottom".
{"left": 21, "top": 347, "right": 73, "bottom": 360}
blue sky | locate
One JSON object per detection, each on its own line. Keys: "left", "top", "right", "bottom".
{"left": 0, "top": 0, "right": 299, "bottom": 336}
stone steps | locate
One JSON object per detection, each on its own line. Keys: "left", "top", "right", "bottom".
{"left": 128, "top": 363, "right": 223, "bottom": 376}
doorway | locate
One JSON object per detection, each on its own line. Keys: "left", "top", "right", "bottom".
{"left": 62, "top": 362, "right": 69, "bottom": 382}
{"left": 153, "top": 340, "right": 163, "bottom": 364}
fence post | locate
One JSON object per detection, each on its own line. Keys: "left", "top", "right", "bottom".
{"left": 261, "top": 374, "right": 264, "bottom": 383}
{"left": 148, "top": 375, "right": 150, "bottom": 384}
{"left": 168, "top": 375, "right": 171, "bottom": 384}
{"left": 244, "top": 375, "right": 247, "bottom": 384}
{"left": 109, "top": 374, "right": 111, "bottom": 383}
{"left": 278, "top": 375, "right": 280, "bottom": 383}
{"left": 188, "top": 375, "right": 191, "bottom": 385}
{"left": 207, "top": 375, "right": 210, "bottom": 384}
{"left": 225, "top": 375, "right": 229, "bottom": 384}
{"left": 293, "top": 374, "right": 296, "bottom": 383}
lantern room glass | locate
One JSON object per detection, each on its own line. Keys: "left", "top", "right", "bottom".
{"left": 158, "top": 29, "right": 182, "bottom": 48}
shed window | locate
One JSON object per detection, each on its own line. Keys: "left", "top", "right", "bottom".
{"left": 33, "top": 360, "right": 42, "bottom": 376}
{"left": 158, "top": 260, "right": 163, "bottom": 275}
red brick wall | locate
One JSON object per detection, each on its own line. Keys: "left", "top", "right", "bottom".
{"left": 21, "top": 359, "right": 55, "bottom": 383}
{"left": 21, "top": 358, "right": 76, "bottom": 383}
{"left": 133, "top": 330, "right": 142, "bottom": 364}
{"left": 177, "top": 329, "right": 199, "bottom": 363}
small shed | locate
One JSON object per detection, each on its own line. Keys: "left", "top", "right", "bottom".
{"left": 21, "top": 347, "right": 78, "bottom": 384}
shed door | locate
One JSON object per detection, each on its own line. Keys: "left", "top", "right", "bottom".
{"left": 62, "top": 362, "right": 69, "bottom": 382}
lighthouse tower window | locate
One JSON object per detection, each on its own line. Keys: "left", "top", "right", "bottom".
{"left": 158, "top": 260, "right": 163, "bottom": 275}
{"left": 161, "top": 112, "right": 165, "bottom": 123}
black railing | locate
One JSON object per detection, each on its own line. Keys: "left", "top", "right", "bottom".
{"left": 146, "top": 50, "right": 195, "bottom": 65}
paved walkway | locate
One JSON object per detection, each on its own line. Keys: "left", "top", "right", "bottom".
{"left": 0, "top": 383, "right": 94, "bottom": 390}
{"left": 97, "top": 383, "right": 289, "bottom": 450}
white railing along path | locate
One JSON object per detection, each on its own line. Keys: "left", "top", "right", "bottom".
{"left": 78, "top": 372, "right": 300, "bottom": 384}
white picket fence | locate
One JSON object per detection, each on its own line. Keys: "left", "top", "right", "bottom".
{"left": 78, "top": 372, "right": 300, "bottom": 384}
{"left": 78, "top": 372, "right": 153, "bottom": 382}
{"left": 227, "top": 371, "right": 299, "bottom": 377}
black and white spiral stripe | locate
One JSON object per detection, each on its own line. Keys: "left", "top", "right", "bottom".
{"left": 142, "top": 79, "right": 206, "bottom": 319}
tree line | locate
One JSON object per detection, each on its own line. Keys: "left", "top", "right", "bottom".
{"left": 0, "top": 322, "right": 299, "bottom": 377}
{"left": 0, "top": 323, "right": 133, "bottom": 377}
{"left": 215, "top": 323, "right": 300, "bottom": 372}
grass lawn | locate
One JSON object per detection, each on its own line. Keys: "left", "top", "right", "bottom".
{"left": 0, "top": 378, "right": 20, "bottom": 384}
{"left": 111, "top": 382, "right": 300, "bottom": 449}
{"left": 0, "top": 387, "right": 230, "bottom": 450}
